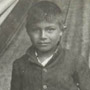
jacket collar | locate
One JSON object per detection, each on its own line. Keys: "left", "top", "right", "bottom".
{"left": 26, "top": 45, "right": 41, "bottom": 65}
{"left": 26, "top": 44, "right": 65, "bottom": 67}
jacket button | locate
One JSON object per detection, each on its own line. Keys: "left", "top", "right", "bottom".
{"left": 43, "top": 68, "right": 47, "bottom": 72}
{"left": 43, "top": 85, "right": 47, "bottom": 89}
{"left": 22, "top": 70, "right": 24, "bottom": 72}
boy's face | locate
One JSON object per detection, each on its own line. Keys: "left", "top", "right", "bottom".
{"left": 27, "top": 21, "right": 62, "bottom": 52}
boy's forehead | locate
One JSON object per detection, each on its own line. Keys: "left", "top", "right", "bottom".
{"left": 31, "top": 20, "right": 60, "bottom": 27}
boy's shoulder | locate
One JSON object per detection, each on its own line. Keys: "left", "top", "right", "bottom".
{"left": 13, "top": 46, "right": 35, "bottom": 66}
{"left": 13, "top": 54, "right": 29, "bottom": 67}
{"left": 61, "top": 47, "right": 77, "bottom": 60}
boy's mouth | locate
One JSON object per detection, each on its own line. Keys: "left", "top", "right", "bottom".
{"left": 38, "top": 42, "right": 50, "bottom": 46}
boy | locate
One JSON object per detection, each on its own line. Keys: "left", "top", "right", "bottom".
{"left": 10, "top": 1, "right": 90, "bottom": 90}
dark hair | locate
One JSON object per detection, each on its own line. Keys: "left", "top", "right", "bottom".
{"left": 26, "top": 1, "right": 63, "bottom": 31}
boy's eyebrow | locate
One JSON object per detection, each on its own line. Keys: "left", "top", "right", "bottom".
{"left": 31, "top": 26, "right": 40, "bottom": 28}
{"left": 46, "top": 24, "right": 57, "bottom": 28}
{"left": 45, "top": 26, "right": 56, "bottom": 29}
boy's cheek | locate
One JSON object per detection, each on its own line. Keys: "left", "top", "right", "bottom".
{"left": 29, "top": 35, "right": 39, "bottom": 42}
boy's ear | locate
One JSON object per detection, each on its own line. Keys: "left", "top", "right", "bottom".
{"left": 61, "top": 25, "right": 67, "bottom": 32}
{"left": 63, "top": 25, "right": 67, "bottom": 29}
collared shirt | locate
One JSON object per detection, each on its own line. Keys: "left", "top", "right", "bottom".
{"left": 35, "top": 51, "right": 53, "bottom": 66}
{"left": 35, "top": 46, "right": 58, "bottom": 67}
{"left": 35, "top": 48, "right": 58, "bottom": 67}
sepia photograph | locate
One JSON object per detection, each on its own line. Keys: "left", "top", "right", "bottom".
{"left": 0, "top": 0, "right": 90, "bottom": 90}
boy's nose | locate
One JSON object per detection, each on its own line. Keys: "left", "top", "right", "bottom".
{"left": 40, "top": 30, "right": 47, "bottom": 39}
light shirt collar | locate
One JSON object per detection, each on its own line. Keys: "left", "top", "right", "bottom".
{"left": 35, "top": 48, "right": 58, "bottom": 67}
{"left": 35, "top": 51, "right": 53, "bottom": 67}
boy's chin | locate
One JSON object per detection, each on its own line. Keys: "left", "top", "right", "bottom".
{"left": 36, "top": 47, "right": 55, "bottom": 53}
{"left": 37, "top": 48, "right": 51, "bottom": 53}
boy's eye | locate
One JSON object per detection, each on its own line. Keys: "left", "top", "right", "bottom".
{"left": 31, "top": 27, "right": 41, "bottom": 32}
{"left": 46, "top": 27, "right": 56, "bottom": 32}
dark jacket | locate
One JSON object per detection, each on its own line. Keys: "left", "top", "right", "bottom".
{"left": 10, "top": 45, "right": 90, "bottom": 90}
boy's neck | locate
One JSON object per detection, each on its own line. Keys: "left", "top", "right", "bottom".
{"left": 35, "top": 46, "right": 58, "bottom": 63}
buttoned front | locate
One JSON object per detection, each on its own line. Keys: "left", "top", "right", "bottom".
{"left": 11, "top": 46, "right": 90, "bottom": 90}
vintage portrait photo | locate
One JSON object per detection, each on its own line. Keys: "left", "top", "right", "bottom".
{"left": 0, "top": 0, "right": 90, "bottom": 90}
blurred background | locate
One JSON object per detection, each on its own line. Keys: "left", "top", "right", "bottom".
{"left": 0, "top": 0, "right": 90, "bottom": 90}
